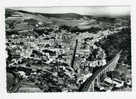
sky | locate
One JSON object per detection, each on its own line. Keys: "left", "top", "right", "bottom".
{"left": 11, "top": 6, "right": 130, "bottom": 16}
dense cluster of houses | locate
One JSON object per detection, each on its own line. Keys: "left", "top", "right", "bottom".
{"left": 6, "top": 15, "right": 131, "bottom": 92}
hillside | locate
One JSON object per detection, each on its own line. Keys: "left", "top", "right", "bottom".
{"left": 6, "top": 8, "right": 130, "bottom": 30}
{"left": 5, "top": 8, "right": 131, "bottom": 92}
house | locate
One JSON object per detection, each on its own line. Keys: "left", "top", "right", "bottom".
{"left": 112, "top": 78, "right": 124, "bottom": 88}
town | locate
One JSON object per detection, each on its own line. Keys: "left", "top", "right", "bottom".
{"left": 6, "top": 8, "right": 132, "bottom": 92}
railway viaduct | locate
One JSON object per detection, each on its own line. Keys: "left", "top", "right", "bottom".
{"left": 79, "top": 50, "right": 122, "bottom": 92}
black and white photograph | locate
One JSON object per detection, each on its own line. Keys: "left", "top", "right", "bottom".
{"left": 5, "top": 6, "right": 132, "bottom": 93}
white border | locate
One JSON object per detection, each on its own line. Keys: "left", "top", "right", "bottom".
{"left": 0, "top": 0, "right": 136, "bottom": 99}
